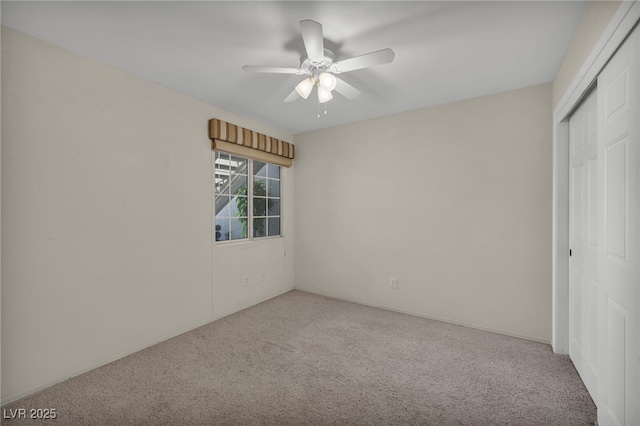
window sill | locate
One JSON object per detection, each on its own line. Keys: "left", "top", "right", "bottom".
{"left": 214, "top": 235, "right": 283, "bottom": 246}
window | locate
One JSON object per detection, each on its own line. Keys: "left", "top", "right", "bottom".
{"left": 214, "top": 152, "right": 281, "bottom": 242}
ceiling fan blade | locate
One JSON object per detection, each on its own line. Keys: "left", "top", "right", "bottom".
{"left": 283, "top": 89, "right": 299, "bottom": 103}
{"left": 334, "top": 78, "right": 362, "bottom": 100}
{"left": 332, "top": 48, "right": 395, "bottom": 73}
{"left": 242, "top": 65, "right": 303, "bottom": 74}
{"left": 300, "top": 20, "right": 325, "bottom": 62}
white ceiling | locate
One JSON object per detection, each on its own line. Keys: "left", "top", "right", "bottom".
{"left": 2, "top": 1, "right": 588, "bottom": 134}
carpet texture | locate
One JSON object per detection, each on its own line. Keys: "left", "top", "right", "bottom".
{"left": 2, "top": 290, "right": 596, "bottom": 425}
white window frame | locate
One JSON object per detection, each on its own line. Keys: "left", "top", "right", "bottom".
{"left": 213, "top": 151, "right": 282, "bottom": 243}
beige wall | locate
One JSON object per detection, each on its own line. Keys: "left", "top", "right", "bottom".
{"left": 552, "top": 1, "right": 621, "bottom": 108}
{"left": 1, "top": 27, "right": 294, "bottom": 403}
{"left": 294, "top": 84, "right": 553, "bottom": 342}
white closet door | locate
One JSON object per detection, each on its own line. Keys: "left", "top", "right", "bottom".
{"left": 569, "top": 89, "right": 599, "bottom": 399}
{"left": 569, "top": 87, "right": 598, "bottom": 400}
{"left": 596, "top": 24, "right": 640, "bottom": 426}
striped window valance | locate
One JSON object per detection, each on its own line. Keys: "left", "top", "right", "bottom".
{"left": 209, "top": 118, "right": 294, "bottom": 167}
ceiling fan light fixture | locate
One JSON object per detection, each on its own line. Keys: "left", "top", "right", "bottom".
{"left": 317, "top": 86, "right": 333, "bottom": 103}
{"left": 318, "top": 72, "right": 337, "bottom": 91}
{"left": 242, "top": 19, "right": 394, "bottom": 110}
{"left": 295, "top": 77, "right": 315, "bottom": 99}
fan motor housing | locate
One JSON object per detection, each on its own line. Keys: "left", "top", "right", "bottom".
{"left": 300, "top": 49, "right": 337, "bottom": 75}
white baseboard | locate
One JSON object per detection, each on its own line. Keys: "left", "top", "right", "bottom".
{"left": 294, "top": 288, "right": 550, "bottom": 345}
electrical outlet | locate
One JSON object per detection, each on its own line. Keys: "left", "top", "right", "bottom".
{"left": 244, "top": 276, "right": 249, "bottom": 286}
{"left": 390, "top": 277, "right": 398, "bottom": 289}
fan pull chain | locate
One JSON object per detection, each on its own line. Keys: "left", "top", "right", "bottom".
{"left": 316, "top": 99, "right": 328, "bottom": 119}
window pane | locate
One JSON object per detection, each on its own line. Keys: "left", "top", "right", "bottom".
{"left": 232, "top": 176, "right": 248, "bottom": 196}
{"left": 267, "top": 164, "right": 280, "bottom": 179}
{"left": 215, "top": 152, "right": 230, "bottom": 171}
{"left": 229, "top": 217, "right": 248, "bottom": 240}
{"left": 215, "top": 195, "right": 230, "bottom": 216}
{"left": 267, "top": 199, "right": 280, "bottom": 216}
{"left": 231, "top": 195, "right": 248, "bottom": 217}
{"left": 215, "top": 153, "right": 249, "bottom": 217}
{"left": 268, "top": 217, "right": 280, "bottom": 236}
{"left": 214, "top": 177, "right": 225, "bottom": 194}
{"left": 254, "top": 161, "right": 267, "bottom": 177}
{"left": 253, "top": 178, "right": 267, "bottom": 196}
{"left": 214, "top": 152, "right": 230, "bottom": 195}
{"left": 230, "top": 155, "right": 248, "bottom": 173}
{"left": 216, "top": 219, "right": 229, "bottom": 241}
{"left": 253, "top": 218, "right": 266, "bottom": 238}
{"left": 268, "top": 179, "right": 280, "bottom": 197}
{"left": 254, "top": 198, "right": 266, "bottom": 217}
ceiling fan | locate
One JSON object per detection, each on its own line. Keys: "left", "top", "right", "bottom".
{"left": 242, "top": 20, "right": 395, "bottom": 104}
